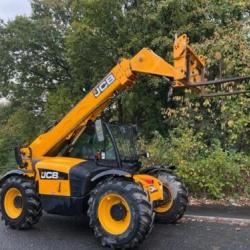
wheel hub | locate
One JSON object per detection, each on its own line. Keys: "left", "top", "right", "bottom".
{"left": 4, "top": 187, "right": 23, "bottom": 219}
{"left": 154, "top": 185, "right": 174, "bottom": 213}
{"left": 110, "top": 203, "right": 127, "bottom": 221}
{"left": 14, "top": 196, "right": 23, "bottom": 209}
{"left": 161, "top": 188, "right": 171, "bottom": 205}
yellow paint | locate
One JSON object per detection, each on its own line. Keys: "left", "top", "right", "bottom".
{"left": 133, "top": 174, "right": 164, "bottom": 202}
{"left": 4, "top": 188, "right": 23, "bottom": 219}
{"left": 97, "top": 193, "right": 131, "bottom": 235}
{"left": 35, "top": 157, "right": 84, "bottom": 196}
{"left": 154, "top": 188, "right": 174, "bottom": 213}
{"left": 173, "top": 34, "right": 205, "bottom": 88}
{"left": 130, "top": 48, "right": 183, "bottom": 79}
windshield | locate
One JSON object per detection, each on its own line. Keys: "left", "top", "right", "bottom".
{"left": 108, "top": 124, "right": 138, "bottom": 161}
{"left": 64, "top": 122, "right": 138, "bottom": 163}
{"left": 66, "top": 124, "right": 116, "bottom": 160}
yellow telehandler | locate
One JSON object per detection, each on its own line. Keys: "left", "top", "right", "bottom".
{"left": 0, "top": 34, "right": 249, "bottom": 248}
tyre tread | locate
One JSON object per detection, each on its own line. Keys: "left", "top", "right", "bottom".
{"left": 0, "top": 176, "right": 42, "bottom": 230}
{"left": 151, "top": 171, "right": 188, "bottom": 224}
{"left": 87, "top": 178, "right": 154, "bottom": 249}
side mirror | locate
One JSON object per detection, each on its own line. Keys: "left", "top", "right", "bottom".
{"left": 140, "top": 151, "right": 150, "bottom": 158}
{"left": 95, "top": 151, "right": 106, "bottom": 160}
{"left": 95, "top": 119, "right": 104, "bottom": 142}
{"left": 14, "top": 147, "right": 24, "bottom": 168}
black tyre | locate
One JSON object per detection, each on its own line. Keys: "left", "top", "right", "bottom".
{"left": 0, "top": 176, "right": 42, "bottom": 229}
{"left": 88, "top": 178, "right": 154, "bottom": 249}
{"left": 150, "top": 171, "right": 188, "bottom": 223}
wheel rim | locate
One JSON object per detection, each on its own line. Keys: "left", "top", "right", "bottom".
{"left": 98, "top": 193, "right": 131, "bottom": 235}
{"left": 4, "top": 187, "right": 23, "bottom": 219}
{"left": 154, "top": 186, "right": 173, "bottom": 213}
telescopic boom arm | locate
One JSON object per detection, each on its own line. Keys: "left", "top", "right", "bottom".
{"left": 24, "top": 34, "right": 204, "bottom": 160}
{"left": 19, "top": 34, "right": 248, "bottom": 171}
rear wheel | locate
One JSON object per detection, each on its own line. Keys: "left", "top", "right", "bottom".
{"left": 88, "top": 178, "right": 154, "bottom": 249}
{"left": 0, "top": 176, "right": 42, "bottom": 229}
{"left": 150, "top": 171, "right": 188, "bottom": 223}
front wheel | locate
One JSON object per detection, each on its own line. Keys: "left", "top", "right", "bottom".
{"left": 0, "top": 176, "right": 42, "bottom": 229}
{"left": 87, "top": 178, "right": 154, "bottom": 249}
{"left": 150, "top": 171, "right": 188, "bottom": 224}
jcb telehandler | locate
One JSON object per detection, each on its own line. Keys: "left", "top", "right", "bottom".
{"left": 0, "top": 34, "right": 249, "bottom": 249}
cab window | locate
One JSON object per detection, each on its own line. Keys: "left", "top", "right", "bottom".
{"left": 68, "top": 125, "right": 116, "bottom": 160}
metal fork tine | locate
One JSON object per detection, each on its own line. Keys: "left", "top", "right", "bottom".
{"left": 200, "top": 90, "right": 250, "bottom": 97}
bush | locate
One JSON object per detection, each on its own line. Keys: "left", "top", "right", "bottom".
{"left": 0, "top": 107, "right": 39, "bottom": 175}
{"left": 140, "top": 128, "right": 250, "bottom": 199}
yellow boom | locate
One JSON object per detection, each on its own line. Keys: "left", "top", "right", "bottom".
{"left": 20, "top": 34, "right": 205, "bottom": 171}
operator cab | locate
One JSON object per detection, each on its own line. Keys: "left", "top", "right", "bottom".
{"left": 65, "top": 120, "right": 142, "bottom": 173}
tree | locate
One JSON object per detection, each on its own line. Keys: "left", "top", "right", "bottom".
{"left": 0, "top": 0, "right": 249, "bottom": 173}
{"left": 0, "top": 0, "right": 73, "bottom": 112}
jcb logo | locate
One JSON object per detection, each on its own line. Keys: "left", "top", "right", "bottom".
{"left": 93, "top": 73, "right": 115, "bottom": 98}
{"left": 39, "top": 169, "right": 68, "bottom": 180}
{"left": 41, "top": 171, "right": 59, "bottom": 180}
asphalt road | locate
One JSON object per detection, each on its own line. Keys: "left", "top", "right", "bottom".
{"left": 0, "top": 214, "right": 249, "bottom": 250}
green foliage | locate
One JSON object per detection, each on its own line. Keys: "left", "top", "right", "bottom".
{"left": 0, "top": 1, "right": 73, "bottom": 111}
{"left": 164, "top": 1, "right": 250, "bottom": 152}
{"left": 0, "top": 106, "right": 39, "bottom": 173}
{"left": 43, "top": 86, "right": 79, "bottom": 126}
{"left": 141, "top": 128, "right": 250, "bottom": 198}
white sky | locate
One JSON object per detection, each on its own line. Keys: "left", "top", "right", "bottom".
{"left": 0, "top": 0, "right": 31, "bottom": 22}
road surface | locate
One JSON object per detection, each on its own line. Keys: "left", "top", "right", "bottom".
{"left": 0, "top": 214, "right": 249, "bottom": 250}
